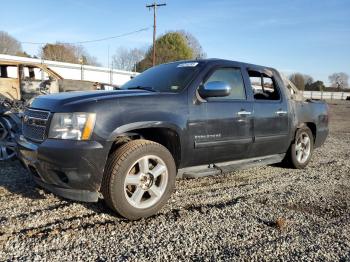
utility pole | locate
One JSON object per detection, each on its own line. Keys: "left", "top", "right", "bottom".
{"left": 146, "top": 2, "right": 166, "bottom": 66}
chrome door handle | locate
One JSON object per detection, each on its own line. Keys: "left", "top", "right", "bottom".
{"left": 237, "top": 111, "right": 251, "bottom": 116}
{"left": 276, "top": 110, "right": 287, "bottom": 115}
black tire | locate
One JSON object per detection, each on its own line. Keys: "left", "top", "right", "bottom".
{"left": 0, "top": 116, "right": 17, "bottom": 161}
{"left": 285, "top": 126, "right": 314, "bottom": 169}
{"left": 101, "top": 139, "right": 176, "bottom": 220}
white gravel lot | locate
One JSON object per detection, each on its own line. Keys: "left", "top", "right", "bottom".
{"left": 0, "top": 101, "right": 349, "bottom": 261}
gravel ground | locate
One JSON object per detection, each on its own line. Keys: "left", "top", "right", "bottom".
{"left": 0, "top": 101, "right": 349, "bottom": 261}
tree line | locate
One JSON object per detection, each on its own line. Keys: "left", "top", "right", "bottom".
{"left": 0, "top": 31, "right": 100, "bottom": 66}
{"left": 1, "top": 30, "right": 348, "bottom": 87}
{"left": 289, "top": 72, "right": 349, "bottom": 91}
{"left": 0, "top": 30, "right": 205, "bottom": 71}
{"left": 112, "top": 30, "right": 206, "bottom": 72}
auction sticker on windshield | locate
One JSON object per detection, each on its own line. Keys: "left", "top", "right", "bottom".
{"left": 177, "top": 62, "right": 199, "bottom": 67}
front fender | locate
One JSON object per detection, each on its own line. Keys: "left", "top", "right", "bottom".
{"left": 107, "top": 121, "right": 183, "bottom": 141}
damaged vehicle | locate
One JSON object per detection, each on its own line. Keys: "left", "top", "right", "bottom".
{"left": 16, "top": 59, "right": 329, "bottom": 220}
{"left": 0, "top": 60, "right": 107, "bottom": 160}
{"left": 0, "top": 61, "right": 102, "bottom": 101}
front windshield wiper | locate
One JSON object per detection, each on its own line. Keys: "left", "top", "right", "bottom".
{"left": 126, "top": 86, "right": 158, "bottom": 92}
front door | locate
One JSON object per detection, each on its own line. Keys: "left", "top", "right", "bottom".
{"left": 195, "top": 67, "right": 254, "bottom": 163}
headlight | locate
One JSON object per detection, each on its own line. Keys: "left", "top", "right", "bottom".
{"left": 48, "top": 113, "right": 96, "bottom": 140}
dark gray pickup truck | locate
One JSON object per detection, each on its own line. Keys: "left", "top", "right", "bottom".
{"left": 17, "top": 59, "right": 329, "bottom": 220}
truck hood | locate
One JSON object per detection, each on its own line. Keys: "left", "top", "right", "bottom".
{"left": 29, "top": 90, "right": 153, "bottom": 111}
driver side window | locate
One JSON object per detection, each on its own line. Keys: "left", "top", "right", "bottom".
{"left": 204, "top": 68, "right": 246, "bottom": 100}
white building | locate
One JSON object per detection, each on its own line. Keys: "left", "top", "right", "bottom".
{"left": 0, "top": 54, "right": 138, "bottom": 87}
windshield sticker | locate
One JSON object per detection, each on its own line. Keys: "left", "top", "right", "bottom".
{"left": 177, "top": 62, "right": 198, "bottom": 68}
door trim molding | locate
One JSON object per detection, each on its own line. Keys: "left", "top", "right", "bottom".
{"left": 195, "top": 137, "right": 252, "bottom": 148}
{"left": 254, "top": 134, "right": 288, "bottom": 143}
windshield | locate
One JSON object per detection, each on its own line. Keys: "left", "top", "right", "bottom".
{"left": 121, "top": 61, "right": 203, "bottom": 93}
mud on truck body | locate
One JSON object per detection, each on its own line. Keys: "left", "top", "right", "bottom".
{"left": 0, "top": 60, "right": 110, "bottom": 160}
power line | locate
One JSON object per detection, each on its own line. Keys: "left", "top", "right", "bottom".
{"left": 146, "top": 2, "right": 166, "bottom": 66}
{"left": 21, "top": 27, "right": 151, "bottom": 45}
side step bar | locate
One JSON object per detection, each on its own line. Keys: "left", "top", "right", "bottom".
{"left": 177, "top": 154, "right": 285, "bottom": 179}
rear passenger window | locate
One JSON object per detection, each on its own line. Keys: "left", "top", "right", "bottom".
{"left": 250, "top": 76, "right": 262, "bottom": 91}
{"left": 204, "top": 68, "right": 246, "bottom": 100}
{"left": 248, "top": 70, "right": 280, "bottom": 100}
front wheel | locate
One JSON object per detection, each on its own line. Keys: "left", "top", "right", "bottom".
{"left": 288, "top": 127, "right": 314, "bottom": 169}
{"left": 102, "top": 139, "right": 176, "bottom": 220}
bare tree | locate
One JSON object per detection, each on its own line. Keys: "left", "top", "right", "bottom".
{"left": 112, "top": 47, "right": 145, "bottom": 71}
{"left": 40, "top": 43, "right": 76, "bottom": 63}
{"left": 305, "top": 80, "right": 325, "bottom": 91}
{"left": 39, "top": 42, "right": 99, "bottom": 66}
{"left": 0, "top": 31, "right": 23, "bottom": 55}
{"left": 176, "top": 30, "right": 206, "bottom": 59}
{"left": 74, "top": 45, "right": 100, "bottom": 66}
{"left": 303, "top": 74, "right": 314, "bottom": 86}
{"left": 289, "top": 73, "right": 305, "bottom": 91}
{"left": 329, "top": 72, "right": 349, "bottom": 89}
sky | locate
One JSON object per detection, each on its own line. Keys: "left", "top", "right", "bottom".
{"left": 1, "top": 0, "right": 349, "bottom": 85}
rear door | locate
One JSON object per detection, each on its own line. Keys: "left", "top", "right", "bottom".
{"left": 196, "top": 66, "right": 254, "bottom": 163}
{"left": 247, "top": 69, "right": 290, "bottom": 157}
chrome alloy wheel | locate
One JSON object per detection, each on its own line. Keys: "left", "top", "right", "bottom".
{"left": 295, "top": 131, "right": 311, "bottom": 164}
{"left": 0, "top": 118, "right": 16, "bottom": 161}
{"left": 124, "top": 155, "right": 168, "bottom": 209}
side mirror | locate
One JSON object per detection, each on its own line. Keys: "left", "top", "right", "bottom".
{"left": 198, "top": 81, "right": 231, "bottom": 98}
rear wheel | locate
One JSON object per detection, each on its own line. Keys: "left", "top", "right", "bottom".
{"left": 102, "top": 139, "right": 176, "bottom": 220}
{"left": 287, "top": 127, "right": 314, "bottom": 169}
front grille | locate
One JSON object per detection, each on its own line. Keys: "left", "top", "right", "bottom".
{"left": 24, "top": 109, "right": 50, "bottom": 120}
{"left": 23, "top": 108, "right": 50, "bottom": 142}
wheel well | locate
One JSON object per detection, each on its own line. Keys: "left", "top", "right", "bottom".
{"left": 109, "top": 128, "right": 181, "bottom": 168}
{"left": 305, "top": 122, "right": 316, "bottom": 141}
{"left": 295, "top": 122, "right": 316, "bottom": 142}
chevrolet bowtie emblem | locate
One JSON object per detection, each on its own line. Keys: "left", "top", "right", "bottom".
{"left": 23, "top": 115, "right": 29, "bottom": 123}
